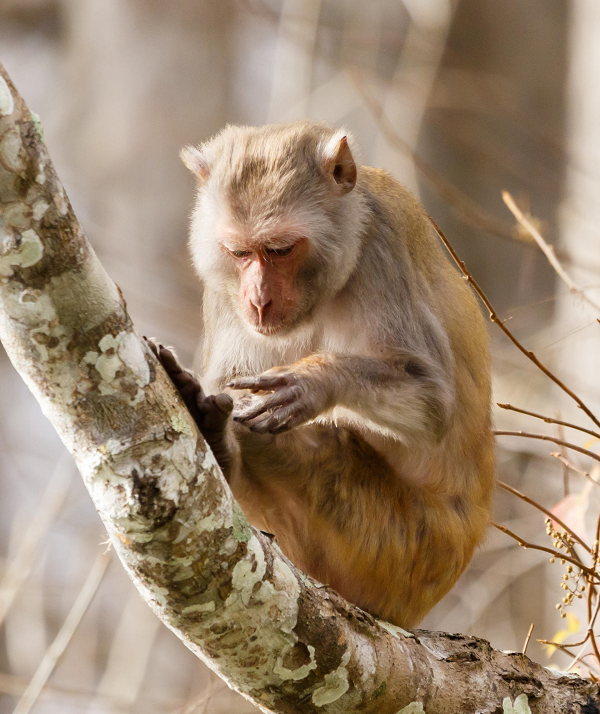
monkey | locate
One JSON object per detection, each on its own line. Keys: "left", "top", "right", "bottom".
{"left": 153, "top": 121, "right": 495, "bottom": 628}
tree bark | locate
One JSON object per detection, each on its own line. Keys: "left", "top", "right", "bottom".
{"left": 0, "top": 61, "right": 597, "bottom": 714}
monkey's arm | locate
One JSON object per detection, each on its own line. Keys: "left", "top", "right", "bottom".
{"left": 229, "top": 350, "right": 453, "bottom": 446}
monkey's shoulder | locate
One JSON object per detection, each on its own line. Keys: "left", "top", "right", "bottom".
{"left": 356, "top": 166, "right": 457, "bottom": 287}
{"left": 359, "top": 166, "right": 421, "bottom": 212}
{"left": 358, "top": 167, "right": 440, "bottom": 255}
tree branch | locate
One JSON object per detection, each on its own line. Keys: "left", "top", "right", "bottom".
{"left": 0, "top": 61, "right": 597, "bottom": 714}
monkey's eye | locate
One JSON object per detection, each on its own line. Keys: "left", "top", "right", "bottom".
{"left": 266, "top": 245, "right": 295, "bottom": 257}
{"left": 230, "top": 249, "right": 251, "bottom": 258}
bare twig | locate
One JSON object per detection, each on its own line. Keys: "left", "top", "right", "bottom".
{"left": 551, "top": 453, "right": 600, "bottom": 489}
{"left": 491, "top": 522, "right": 597, "bottom": 578}
{"left": 176, "top": 672, "right": 222, "bottom": 714}
{"left": 13, "top": 554, "right": 110, "bottom": 714}
{"left": 502, "top": 191, "right": 600, "bottom": 313}
{"left": 91, "top": 586, "right": 161, "bottom": 708}
{"left": 497, "top": 403, "right": 600, "bottom": 442}
{"left": 537, "top": 642, "right": 600, "bottom": 676}
{"left": 537, "top": 640, "right": 577, "bottom": 658}
{"left": 0, "top": 672, "right": 89, "bottom": 703}
{"left": 430, "top": 217, "right": 600, "bottom": 431}
{"left": 497, "top": 481, "right": 591, "bottom": 554}
{"left": 350, "top": 67, "right": 520, "bottom": 243}
{"left": 523, "top": 623, "right": 535, "bottom": 655}
{"left": 587, "top": 582, "right": 600, "bottom": 668}
{"left": 495, "top": 431, "right": 600, "bottom": 464}
{"left": 557, "top": 420, "right": 571, "bottom": 496}
{"left": 539, "top": 636, "right": 588, "bottom": 649}
{"left": 0, "top": 455, "right": 72, "bottom": 627}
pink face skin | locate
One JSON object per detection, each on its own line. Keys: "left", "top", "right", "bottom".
{"left": 220, "top": 234, "right": 311, "bottom": 335}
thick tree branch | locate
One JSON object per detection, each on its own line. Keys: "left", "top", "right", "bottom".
{"left": 0, "top": 61, "right": 598, "bottom": 714}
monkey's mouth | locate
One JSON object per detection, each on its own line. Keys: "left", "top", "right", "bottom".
{"left": 252, "top": 323, "right": 286, "bottom": 337}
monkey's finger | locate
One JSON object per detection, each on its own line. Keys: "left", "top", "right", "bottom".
{"left": 246, "top": 404, "right": 302, "bottom": 434}
{"left": 267, "top": 406, "right": 309, "bottom": 433}
{"left": 227, "top": 373, "right": 291, "bottom": 391}
{"left": 198, "top": 393, "right": 233, "bottom": 431}
{"left": 144, "top": 336, "right": 160, "bottom": 358}
{"left": 157, "top": 345, "right": 185, "bottom": 377}
{"left": 146, "top": 340, "right": 193, "bottom": 392}
{"left": 232, "top": 387, "right": 299, "bottom": 422}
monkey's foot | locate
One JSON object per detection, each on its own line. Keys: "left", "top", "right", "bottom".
{"left": 145, "top": 338, "right": 234, "bottom": 478}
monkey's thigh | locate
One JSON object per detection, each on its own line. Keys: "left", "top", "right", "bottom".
{"left": 232, "top": 423, "right": 445, "bottom": 627}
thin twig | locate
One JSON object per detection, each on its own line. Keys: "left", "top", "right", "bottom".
{"left": 523, "top": 623, "right": 535, "bottom": 655}
{"left": 556, "top": 420, "right": 570, "bottom": 496}
{"left": 497, "top": 481, "right": 591, "bottom": 554}
{"left": 0, "top": 456, "right": 72, "bottom": 627}
{"left": 92, "top": 588, "right": 160, "bottom": 707}
{"left": 429, "top": 217, "right": 600, "bottom": 431}
{"left": 491, "top": 522, "right": 597, "bottom": 578}
{"left": 497, "top": 403, "right": 600, "bottom": 442}
{"left": 588, "top": 586, "right": 600, "bottom": 633}
{"left": 578, "top": 653, "right": 600, "bottom": 673}
{"left": 538, "top": 636, "right": 588, "bottom": 649}
{"left": 569, "top": 641, "right": 593, "bottom": 673}
{"left": 502, "top": 191, "right": 600, "bottom": 314}
{"left": 176, "top": 672, "right": 223, "bottom": 714}
{"left": 537, "top": 640, "right": 577, "bottom": 658}
{"left": 13, "top": 553, "right": 110, "bottom": 714}
{"left": 551, "top": 453, "right": 600, "bottom": 489}
{"left": 495, "top": 430, "right": 600, "bottom": 464}
{"left": 587, "top": 582, "right": 600, "bottom": 667}
{"left": 349, "top": 67, "right": 519, "bottom": 243}
{"left": 0, "top": 671, "right": 91, "bottom": 702}
{"left": 538, "top": 642, "right": 600, "bottom": 676}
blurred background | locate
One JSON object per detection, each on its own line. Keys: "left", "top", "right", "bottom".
{"left": 1, "top": 0, "right": 600, "bottom": 711}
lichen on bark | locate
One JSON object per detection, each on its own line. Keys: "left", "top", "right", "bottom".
{"left": 0, "top": 61, "right": 598, "bottom": 714}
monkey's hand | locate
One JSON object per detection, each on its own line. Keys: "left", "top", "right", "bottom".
{"left": 227, "top": 365, "right": 330, "bottom": 434}
{"left": 145, "top": 339, "right": 235, "bottom": 478}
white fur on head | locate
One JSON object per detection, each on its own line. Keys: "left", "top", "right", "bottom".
{"left": 180, "top": 145, "right": 212, "bottom": 180}
{"left": 185, "top": 123, "right": 369, "bottom": 333}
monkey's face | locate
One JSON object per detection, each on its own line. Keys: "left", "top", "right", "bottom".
{"left": 183, "top": 122, "right": 368, "bottom": 335}
{"left": 219, "top": 233, "right": 318, "bottom": 336}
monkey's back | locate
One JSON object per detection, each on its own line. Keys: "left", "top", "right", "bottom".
{"left": 351, "top": 167, "right": 495, "bottom": 624}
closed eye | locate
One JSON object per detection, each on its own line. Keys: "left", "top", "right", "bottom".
{"left": 228, "top": 249, "right": 251, "bottom": 258}
{"left": 265, "top": 245, "right": 295, "bottom": 257}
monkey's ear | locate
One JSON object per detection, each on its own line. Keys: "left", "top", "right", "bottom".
{"left": 323, "top": 135, "right": 357, "bottom": 194}
{"left": 180, "top": 146, "right": 211, "bottom": 181}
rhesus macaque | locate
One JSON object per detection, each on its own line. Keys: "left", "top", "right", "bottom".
{"left": 155, "top": 121, "right": 494, "bottom": 628}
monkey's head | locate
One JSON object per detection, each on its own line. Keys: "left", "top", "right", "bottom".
{"left": 181, "top": 122, "right": 367, "bottom": 337}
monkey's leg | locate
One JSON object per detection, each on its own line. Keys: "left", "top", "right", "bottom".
{"left": 233, "top": 424, "right": 475, "bottom": 628}
{"left": 145, "top": 339, "right": 235, "bottom": 478}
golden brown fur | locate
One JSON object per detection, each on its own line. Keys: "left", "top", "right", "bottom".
{"left": 172, "top": 122, "right": 495, "bottom": 627}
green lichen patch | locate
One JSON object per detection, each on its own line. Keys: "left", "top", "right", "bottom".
{"left": 503, "top": 694, "right": 531, "bottom": 714}
{"left": 0, "top": 228, "right": 43, "bottom": 277}
{"left": 397, "top": 703, "right": 425, "bottom": 714}
{"left": 171, "top": 412, "right": 194, "bottom": 438}
{"left": 232, "top": 501, "right": 252, "bottom": 543}
{"left": 373, "top": 681, "right": 387, "bottom": 698}
{"left": 378, "top": 619, "right": 414, "bottom": 639}
{"left": 30, "top": 111, "right": 43, "bottom": 139}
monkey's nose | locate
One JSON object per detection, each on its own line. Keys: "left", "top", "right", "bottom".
{"left": 251, "top": 299, "right": 272, "bottom": 323}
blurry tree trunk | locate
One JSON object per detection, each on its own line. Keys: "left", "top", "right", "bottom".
{"left": 0, "top": 61, "right": 598, "bottom": 714}
{"left": 557, "top": 0, "right": 600, "bottom": 412}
